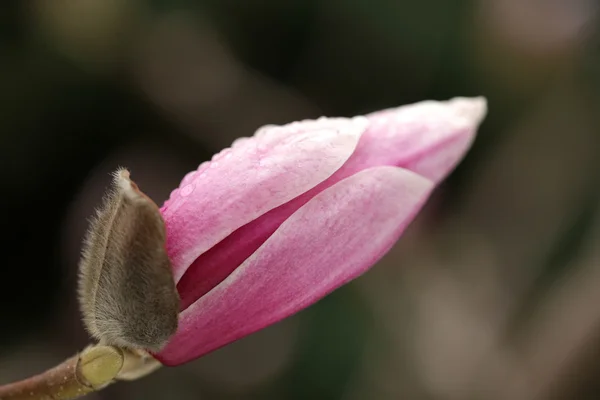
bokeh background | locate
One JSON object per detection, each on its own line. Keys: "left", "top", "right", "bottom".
{"left": 1, "top": 1, "right": 600, "bottom": 399}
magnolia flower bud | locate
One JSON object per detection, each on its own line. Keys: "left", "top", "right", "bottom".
{"left": 156, "top": 97, "right": 488, "bottom": 365}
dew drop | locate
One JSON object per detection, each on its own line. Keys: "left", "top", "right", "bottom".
{"left": 232, "top": 137, "right": 250, "bottom": 148}
{"left": 181, "top": 171, "right": 196, "bottom": 186}
{"left": 215, "top": 148, "right": 232, "bottom": 161}
{"left": 256, "top": 125, "right": 276, "bottom": 138}
{"left": 181, "top": 184, "right": 195, "bottom": 197}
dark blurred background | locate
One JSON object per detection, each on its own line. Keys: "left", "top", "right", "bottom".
{"left": 1, "top": 1, "right": 600, "bottom": 399}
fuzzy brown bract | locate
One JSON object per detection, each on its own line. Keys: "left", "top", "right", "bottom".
{"left": 78, "top": 168, "right": 180, "bottom": 352}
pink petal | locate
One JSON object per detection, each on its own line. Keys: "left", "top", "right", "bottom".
{"left": 156, "top": 166, "right": 434, "bottom": 365}
{"left": 162, "top": 117, "right": 367, "bottom": 282}
{"left": 175, "top": 97, "right": 487, "bottom": 307}
{"left": 338, "top": 96, "right": 487, "bottom": 182}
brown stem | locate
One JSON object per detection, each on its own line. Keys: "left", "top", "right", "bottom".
{"left": 0, "top": 355, "right": 92, "bottom": 400}
{"left": 0, "top": 345, "right": 158, "bottom": 400}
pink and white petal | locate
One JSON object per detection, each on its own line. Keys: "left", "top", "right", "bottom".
{"left": 162, "top": 118, "right": 367, "bottom": 282}
{"left": 252, "top": 116, "right": 368, "bottom": 145}
{"left": 335, "top": 97, "right": 487, "bottom": 183}
{"left": 156, "top": 166, "right": 434, "bottom": 365}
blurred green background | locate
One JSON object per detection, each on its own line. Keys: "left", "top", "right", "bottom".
{"left": 1, "top": 1, "right": 600, "bottom": 399}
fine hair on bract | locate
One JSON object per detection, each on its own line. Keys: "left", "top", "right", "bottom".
{"left": 77, "top": 168, "right": 180, "bottom": 352}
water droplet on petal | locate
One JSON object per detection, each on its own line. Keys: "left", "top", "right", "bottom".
{"left": 232, "top": 137, "right": 250, "bottom": 148}
{"left": 353, "top": 116, "right": 368, "bottom": 124}
{"left": 256, "top": 125, "right": 276, "bottom": 138}
{"left": 164, "top": 188, "right": 180, "bottom": 206}
{"left": 216, "top": 148, "right": 232, "bottom": 160}
{"left": 181, "top": 171, "right": 196, "bottom": 186}
{"left": 197, "top": 161, "right": 210, "bottom": 173}
{"left": 181, "top": 184, "right": 195, "bottom": 197}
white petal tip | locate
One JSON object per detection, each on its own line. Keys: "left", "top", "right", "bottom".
{"left": 447, "top": 96, "right": 488, "bottom": 126}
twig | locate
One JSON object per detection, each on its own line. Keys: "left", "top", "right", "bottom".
{"left": 0, "top": 346, "right": 161, "bottom": 400}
